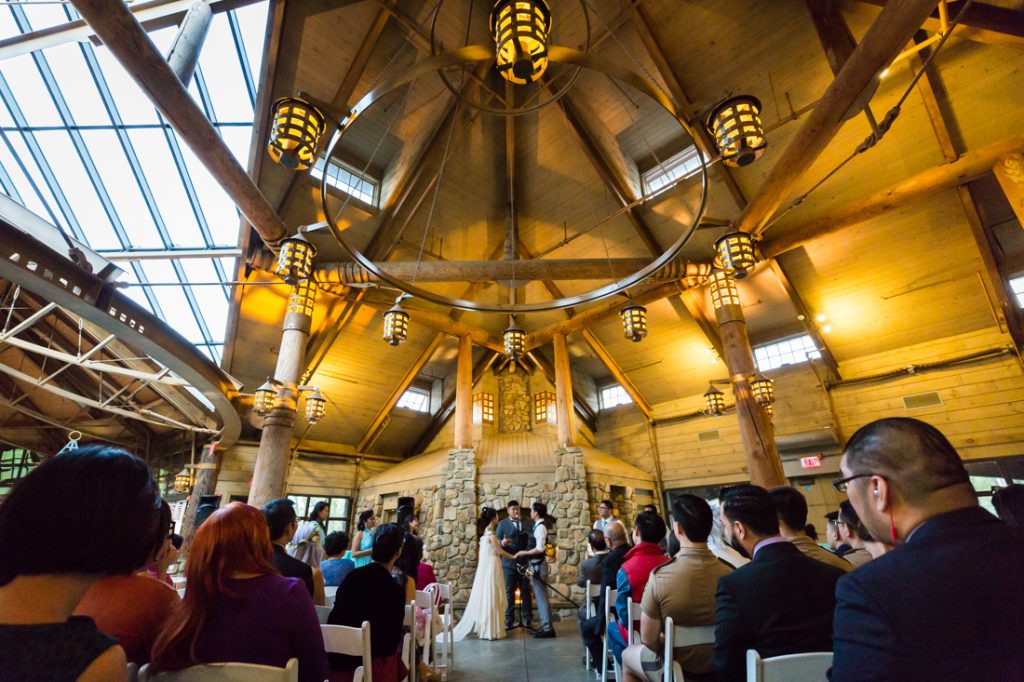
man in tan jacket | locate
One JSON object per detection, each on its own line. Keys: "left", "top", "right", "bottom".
{"left": 769, "top": 487, "right": 851, "bottom": 573}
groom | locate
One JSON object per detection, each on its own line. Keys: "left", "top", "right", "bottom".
{"left": 516, "top": 501, "right": 555, "bottom": 638}
{"left": 496, "top": 500, "right": 533, "bottom": 629}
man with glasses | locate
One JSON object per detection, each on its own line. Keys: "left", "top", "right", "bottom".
{"left": 593, "top": 499, "right": 619, "bottom": 532}
{"left": 830, "top": 418, "right": 1024, "bottom": 681}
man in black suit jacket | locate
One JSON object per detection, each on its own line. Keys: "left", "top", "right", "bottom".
{"left": 495, "top": 500, "right": 532, "bottom": 628}
{"left": 831, "top": 418, "right": 1024, "bottom": 681}
{"left": 579, "top": 520, "right": 629, "bottom": 667}
{"left": 261, "top": 498, "right": 315, "bottom": 596}
{"left": 713, "top": 485, "right": 845, "bottom": 682}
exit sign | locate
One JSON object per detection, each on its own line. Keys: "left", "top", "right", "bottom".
{"left": 800, "top": 455, "right": 823, "bottom": 469}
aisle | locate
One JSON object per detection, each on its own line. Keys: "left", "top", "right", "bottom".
{"left": 447, "top": 620, "right": 598, "bottom": 682}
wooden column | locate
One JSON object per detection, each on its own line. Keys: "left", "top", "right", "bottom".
{"left": 553, "top": 333, "right": 576, "bottom": 448}
{"left": 713, "top": 289, "right": 786, "bottom": 487}
{"left": 165, "top": 0, "right": 212, "bottom": 86}
{"left": 993, "top": 153, "right": 1024, "bottom": 227}
{"left": 179, "top": 440, "right": 220, "bottom": 556}
{"left": 249, "top": 286, "right": 313, "bottom": 506}
{"left": 453, "top": 335, "right": 473, "bottom": 450}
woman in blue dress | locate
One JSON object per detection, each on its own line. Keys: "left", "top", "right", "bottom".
{"left": 349, "top": 510, "right": 377, "bottom": 569}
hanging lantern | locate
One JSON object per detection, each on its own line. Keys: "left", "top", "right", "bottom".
{"left": 704, "top": 383, "right": 726, "bottom": 416}
{"left": 619, "top": 304, "right": 648, "bottom": 342}
{"left": 305, "top": 388, "right": 327, "bottom": 424}
{"left": 383, "top": 302, "right": 410, "bottom": 346}
{"left": 708, "top": 270, "right": 741, "bottom": 311}
{"left": 714, "top": 231, "right": 756, "bottom": 279}
{"left": 490, "top": 0, "right": 552, "bottom": 85}
{"left": 503, "top": 318, "right": 526, "bottom": 359}
{"left": 275, "top": 231, "right": 317, "bottom": 284}
{"left": 707, "top": 96, "right": 767, "bottom": 167}
{"left": 253, "top": 378, "right": 277, "bottom": 416}
{"left": 764, "top": 403, "right": 774, "bottom": 420}
{"left": 267, "top": 97, "right": 326, "bottom": 170}
{"left": 173, "top": 468, "right": 192, "bottom": 494}
{"left": 751, "top": 373, "right": 775, "bottom": 406}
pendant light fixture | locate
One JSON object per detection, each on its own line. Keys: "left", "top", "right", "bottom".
{"left": 503, "top": 316, "right": 526, "bottom": 359}
{"left": 714, "top": 231, "right": 756, "bottom": 279}
{"left": 304, "top": 388, "right": 327, "bottom": 424}
{"left": 382, "top": 300, "right": 410, "bottom": 346}
{"left": 253, "top": 378, "right": 278, "bottom": 416}
{"left": 750, "top": 373, "right": 775, "bottom": 406}
{"left": 173, "top": 468, "right": 192, "bottom": 494}
{"left": 619, "top": 303, "right": 648, "bottom": 343}
{"left": 275, "top": 231, "right": 317, "bottom": 285}
{"left": 491, "top": 0, "right": 552, "bottom": 85}
{"left": 704, "top": 383, "right": 726, "bottom": 416}
{"left": 267, "top": 97, "right": 326, "bottom": 170}
{"left": 707, "top": 96, "right": 767, "bottom": 167}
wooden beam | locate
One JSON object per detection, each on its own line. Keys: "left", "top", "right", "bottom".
{"left": 737, "top": 0, "right": 942, "bottom": 237}
{"left": 762, "top": 131, "right": 1024, "bottom": 257}
{"left": 767, "top": 257, "right": 842, "bottom": 380}
{"left": 993, "top": 154, "right": 1024, "bottom": 228}
{"left": 805, "top": 0, "right": 878, "bottom": 126}
{"left": 526, "top": 350, "right": 597, "bottom": 433}
{"left": 581, "top": 329, "right": 652, "bottom": 420}
{"left": 552, "top": 333, "right": 576, "bottom": 447}
{"left": 453, "top": 335, "right": 473, "bottom": 450}
{"left": 909, "top": 30, "right": 963, "bottom": 164}
{"left": 851, "top": 0, "right": 1024, "bottom": 46}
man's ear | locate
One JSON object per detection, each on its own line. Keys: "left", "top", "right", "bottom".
{"left": 734, "top": 520, "right": 747, "bottom": 543}
{"left": 872, "top": 475, "right": 891, "bottom": 514}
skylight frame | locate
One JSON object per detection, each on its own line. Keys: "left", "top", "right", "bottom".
{"left": 753, "top": 334, "right": 822, "bottom": 371}
{"left": 599, "top": 384, "right": 632, "bottom": 410}
{"left": 641, "top": 145, "right": 702, "bottom": 199}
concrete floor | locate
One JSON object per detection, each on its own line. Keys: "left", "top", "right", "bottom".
{"left": 444, "top": 620, "right": 599, "bottom": 682}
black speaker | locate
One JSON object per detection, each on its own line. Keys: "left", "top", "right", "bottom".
{"left": 396, "top": 496, "right": 416, "bottom": 527}
{"left": 194, "top": 494, "right": 221, "bottom": 528}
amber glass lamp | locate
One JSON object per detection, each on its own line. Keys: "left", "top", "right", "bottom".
{"left": 275, "top": 231, "right": 317, "bottom": 284}
{"left": 619, "top": 304, "right": 648, "bottom": 343}
{"left": 491, "top": 0, "right": 552, "bottom": 85}
{"left": 305, "top": 388, "right": 326, "bottom": 424}
{"left": 707, "top": 96, "right": 767, "bottom": 167}
{"left": 267, "top": 97, "right": 326, "bottom": 170}
{"left": 714, "top": 231, "right": 756, "bottom": 279}
{"left": 503, "top": 317, "right": 526, "bottom": 359}
{"left": 751, "top": 373, "right": 775, "bottom": 406}
{"left": 383, "top": 302, "right": 410, "bottom": 346}
{"left": 709, "top": 270, "right": 741, "bottom": 311}
{"left": 173, "top": 468, "right": 192, "bottom": 494}
{"left": 704, "top": 383, "right": 726, "bottom": 416}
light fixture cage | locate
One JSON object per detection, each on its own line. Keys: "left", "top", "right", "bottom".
{"left": 704, "top": 384, "right": 726, "bottom": 416}
{"left": 305, "top": 389, "right": 327, "bottom": 424}
{"left": 709, "top": 270, "right": 741, "bottom": 311}
{"left": 707, "top": 95, "right": 767, "bottom": 168}
{"left": 383, "top": 303, "right": 410, "bottom": 346}
{"left": 619, "top": 304, "right": 648, "bottom": 342}
{"left": 503, "top": 319, "right": 526, "bottom": 358}
{"left": 275, "top": 233, "right": 317, "bottom": 284}
{"left": 751, "top": 373, "right": 775, "bottom": 406}
{"left": 286, "top": 279, "right": 317, "bottom": 320}
{"left": 764, "top": 403, "right": 774, "bottom": 420}
{"left": 491, "top": 0, "right": 552, "bottom": 85}
{"left": 253, "top": 379, "right": 277, "bottom": 416}
{"left": 267, "top": 97, "right": 326, "bottom": 170}
{"left": 715, "top": 231, "right": 756, "bottom": 279}
{"left": 173, "top": 468, "right": 192, "bottom": 494}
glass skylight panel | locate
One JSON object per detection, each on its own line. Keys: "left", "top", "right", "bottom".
{"left": 174, "top": 130, "right": 242, "bottom": 245}
{"left": 179, "top": 259, "right": 230, "bottom": 343}
{"left": 139, "top": 260, "right": 206, "bottom": 345}
{"left": 92, "top": 47, "right": 161, "bottom": 125}
{"left": 642, "top": 145, "right": 702, "bottom": 198}
{"left": 126, "top": 128, "right": 205, "bottom": 247}
{"left": 0, "top": 56, "right": 62, "bottom": 125}
{"left": 220, "top": 125, "right": 254, "bottom": 166}
{"left": 311, "top": 157, "right": 379, "bottom": 206}
{"left": 599, "top": 384, "right": 632, "bottom": 410}
{"left": 1009, "top": 276, "right": 1024, "bottom": 307}
{"left": 397, "top": 389, "right": 430, "bottom": 413}
{"left": 235, "top": 5, "right": 267, "bottom": 80}
{"left": 198, "top": 15, "right": 254, "bottom": 121}
{"left": 754, "top": 334, "right": 822, "bottom": 371}
{"left": 43, "top": 43, "right": 111, "bottom": 127}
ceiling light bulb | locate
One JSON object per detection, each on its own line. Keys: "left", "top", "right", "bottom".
{"left": 822, "top": 324, "right": 832, "bottom": 333}
{"left": 816, "top": 313, "right": 827, "bottom": 322}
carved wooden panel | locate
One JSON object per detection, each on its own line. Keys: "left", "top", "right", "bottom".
{"left": 498, "top": 371, "right": 531, "bottom": 433}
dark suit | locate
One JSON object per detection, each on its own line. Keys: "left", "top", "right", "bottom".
{"left": 495, "top": 516, "right": 533, "bottom": 625}
{"left": 272, "top": 543, "right": 314, "bottom": 596}
{"left": 832, "top": 507, "right": 1024, "bottom": 682}
{"left": 576, "top": 552, "right": 606, "bottom": 621}
{"left": 713, "top": 540, "right": 844, "bottom": 682}
{"left": 580, "top": 543, "right": 629, "bottom": 664}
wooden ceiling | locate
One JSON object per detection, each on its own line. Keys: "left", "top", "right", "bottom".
{"left": 227, "top": 0, "right": 1024, "bottom": 457}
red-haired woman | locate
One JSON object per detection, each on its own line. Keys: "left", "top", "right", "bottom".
{"left": 150, "top": 503, "right": 327, "bottom": 682}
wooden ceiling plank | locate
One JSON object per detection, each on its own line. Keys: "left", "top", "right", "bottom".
{"left": 766, "top": 257, "right": 842, "bottom": 380}
{"left": 805, "top": 0, "right": 879, "bottom": 129}
{"left": 850, "top": 0, "right": 1024, "bottom": 46}
{"left": 581, "top": 328, "right": 652, "bottom": 419}
{"left": 678, "top": 286, "right": 725, "bottom": 361}
{"left": 909, "top": 30, "right": 963, "bottom": 164}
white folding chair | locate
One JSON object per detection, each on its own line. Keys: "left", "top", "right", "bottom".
{"left": 601, "top": 586, "right": 618, "bottom": 681}
{"left": 414, "top": 590, "right": 434, "bottom": 666}
{"left": 322, "top": 622, "right": 372, "bottom": 682}
{"left": 426, "top": 582, "right": 454, "bottom": 672}
{"left": 402, "top": 602, "right": 418, "bottom": 682}
{"left": 176, "top": 587, "right": 186, "bottom": 599}
{"left": 324, "top": 585, "right": 339, "bottom": 606}
{"left": 127, "top": 663, "right": 139, "bottom": 682}
{"left": 662, "top": 616, "right": 716, "bottom": 682}
{"left": 627, "top": 600, "right": 640, "bottom": 646}
{"left": 746, "top": 650, "right": 833, "bottom": 682}
{"left": 138, "top": 658, "right": 298, "bottom": 681}
{"left": 583, "top": 580, "right": 601, "bottom": 671}
{"left": 315, "top": 605, "right": 332, "bottom": 624}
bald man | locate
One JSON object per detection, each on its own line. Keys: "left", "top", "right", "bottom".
{"left": 580, "top": 521, "right": 629, "bottom": 669}
{"left": 831, "top": 418, "right": 1024, "bottom": 681}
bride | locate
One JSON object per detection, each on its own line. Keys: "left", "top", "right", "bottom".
{"left": 453, "top": 507, "right": 517, "bottom": 641}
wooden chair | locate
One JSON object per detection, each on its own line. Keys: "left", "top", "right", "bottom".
{"left": 138, "top": 658, "right": 299, "bottom": 681}
{"left": 661, "top": 616, "right": 715, "bottom": 682}
{"left": 746, "top": 650, "right": 833, "bottom": 682}
{"left": 425, "top": 582, "right": 454, "bottom": 672}
{"left": 414, "top": 590, "right": 434, "bottom": 665}
{"left": 322, "top": 622, "right": 372, "bottom": 682}
{"left": 601, "top": 585, "right": 618, "bottom": 681}
{"left": 315, "top": 605, "right": 332, "bottom": 625}
{"left": 583, "top": 580, "right": 601, "bottom": 671}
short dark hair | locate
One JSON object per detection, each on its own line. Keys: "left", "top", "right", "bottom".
{"left": 0, "top": 446, "right": 162, "bottom": 586}
{"left": 507, "top": 500, "right": 520, "bottom": 509}
{"left": 837, "top": 500, "right": 860, "bottom": 535}
{"left": 721, "top": 484, "right": 779, "bottom": 537}
{"left": 769, "top": 486, "right": 809, "bottom": 531}
{"left": 587, "top": 529, "right": 607, "bottom": 552}
{"left": 261, "top": 498, "right": 296, "bottom": 540}
{"left": 642, "top": 504, "right": 658, "bottom": 514}
{"left": 372, "top": 523, "right": 404, "bottom": 562}
{"left": 532, "top": 502, "right": 548, "bottom": 518}
{"left": 844, "top": 418, "right": 969, "bottom": 504}
{"left": 633, "top": 511, "right": 667, "bottom": 544}
{"left": 670, "top": 494, "right": 713, "bottom": 543}
{"left": 325, "top": 530, "right": 349, "bottom": 556}
{"left": 993, "top": 485, "right": 1024, "bottom": 528}
{"left": 599, "top": 500, "right": 613, "bottom": 509}
{"left": 824, "top": 510, "right": 840, "bottom": 523}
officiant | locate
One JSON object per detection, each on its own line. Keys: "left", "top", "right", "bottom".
{"left": 496, "top": 500, "right": 533, "bottom": 629}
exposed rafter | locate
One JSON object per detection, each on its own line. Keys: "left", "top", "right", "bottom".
{"left": 851, "top": 0, "right": 1024, "bottom": 46}
{"left": 581, "top": 329, "right": 652, "bottom": 419}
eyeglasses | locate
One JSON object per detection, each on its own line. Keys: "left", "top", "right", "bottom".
{"left": 831, "top": 473, "right": 876, "bottom": 493}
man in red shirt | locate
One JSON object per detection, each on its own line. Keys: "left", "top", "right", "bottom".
{"left": 608, "top": 511, "right": 668, "bottom": 666}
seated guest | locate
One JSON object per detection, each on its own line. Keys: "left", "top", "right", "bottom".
{"left": 713, "top": 485, "right": 845, "bottom": 682}
{"left": 708, "top": 505, "right": 748, "bottom": 569}
{"left": 329, "top": 523, "right": 409, "bottom": 682}
{"left": 609, "top": 512, "right": 669, "bottom": 666}
{"left": 0, "top": 445, "right": 163, "bottom": 681}
{"left": 594, "top": 499, "right": 620, "bottom": 532}
{"left": 803, "top": 523, "right": 819, "bottom": 543}
{"left": 622, "top": 495, "right": 731, "bottom": 682}
{"left": 262, "top": 498, "right": 326, "bottom": 605}
{"left": 147, "top": 532, "right": 181, "bottom": 587}
{"left": 835, "top": 500, "right": 872, "bottom": 567}
{"left": 576, "top": 529, "right": 608, "bottom": 622}
{"left": 825, "top": 511, "right": 852, "bottom": 555}
{"left": 416, "top": 558, "right": 438, "bottom": 592}
{"left": 321, "top": 531, "right": 355, "bottom": 587}
{"left": 580, "top": 520, "right": 629, "bottom": 668}
{"left": 993, "top": 484, "right": 1024, "bottom": 528}
{"left": 392, "top": 532, "right": 441, "bottom": 682}
{"left": 769, "top": 486, "right": 851, "bottom": 572}
{"left": 74, "top": 501, "right": 180, "bottom": 664}
{"left": 832, "top": 418, "right": 1024, "bottom": 681}
{"left": 857, "top": 517, "right": 889, "bottom": 560}
{"left": 150, "top": 503, "right": 327, "bottom": 682}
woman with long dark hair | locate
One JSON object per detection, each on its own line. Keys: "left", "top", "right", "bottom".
{"left": 350, "top": 509, "right": 377, "bottom": 569}
{"left": 452, "top": 507, "right": 516, "bottom": 641}
{"left": 149, "top": 502, "right": 327, "bottom": 682}
{"left": 290, "top": 501, "right": 329, "bottom": 569}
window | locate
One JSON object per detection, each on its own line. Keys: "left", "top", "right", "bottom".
{"left": 1009, "top": 275, "right": 1024, "bottom": 307}
{"left": 0, "top": 447, "right": 38, "bottom": 497}
{"left": 599, "top": 384, "right": 632, "bottom": 410}
{"left": 396, "top": 387, "right": 430, "bottom": 413}
{"left": 641, "top": 145, "right": 702, "bottom": 198}
{"left": 285, "top": 494, "right": 352, "bottom": 534}
{"left": 473, "top": 391, "right": 494, "bottom": 424}
{"left": 534, "top": 390, "right": 555, "bottom": 423}
{"left": 310, "top": 156, "right": 378, "bottom": 206}
{"left": 753, "top": 334, "right": 821, "bottom": 371}
{"left": 964, "top": 457, "right": 1024, "bottom": 516}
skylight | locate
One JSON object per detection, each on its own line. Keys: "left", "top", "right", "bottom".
{"left": 754, "top": 334, "right": 821, "bottom": 371}
{"left": 599, "top": 384, "right": 632, "bottom": 410}
{"left": 397, "top": 388, "right": 430, "bottom": 413}
{"left": 641, "top": 145, "right": 702, "bottom": 198}
{"left": 311, "top": 156, "right": 379, "bottom": 206}
{"left": 0, "top": 3, "right": 269, "bottom": 365}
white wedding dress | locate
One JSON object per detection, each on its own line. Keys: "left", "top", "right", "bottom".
{"left": 453, "top": 529, "right": 507, "bottom": 641}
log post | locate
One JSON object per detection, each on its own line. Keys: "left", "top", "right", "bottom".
{"left": 179, "top": 440, "right": 220, "bottom": 556}
{"left": 453, "top": 335, "right": 473, "bottom": 449}
{"left": 553, "top": 333, "right": 576, "bottom": 447}
{"left": 249, "top": 283, "right": 314, "bottom": 506}
{"left": 165, "top": 0, "right": 212, "bottom": 86}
